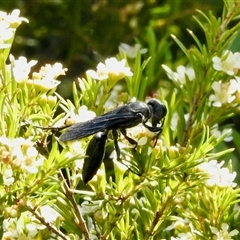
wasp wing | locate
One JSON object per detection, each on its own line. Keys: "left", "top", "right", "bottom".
{"left": 59, "top": 105, "right": 143, "bottom": 142}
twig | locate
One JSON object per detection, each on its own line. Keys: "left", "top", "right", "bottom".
{"left": 58, "top": 171, "right": 90, "bottom": 240}
{"left": 28, "top": 205, "right": 68, "bottom": 240}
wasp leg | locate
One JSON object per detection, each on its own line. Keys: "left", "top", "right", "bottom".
{"left": 120, "top": 128, "right": 138, "bottom": 149}
{"left": 112, "top": 129, "right": 142, "bottom": 176}
{"left": 112, "top": 129, "right": 121, "bottom": 160}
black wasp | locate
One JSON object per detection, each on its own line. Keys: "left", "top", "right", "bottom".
{"left": 60, "top": 98, "right": 167, "bottom": 184}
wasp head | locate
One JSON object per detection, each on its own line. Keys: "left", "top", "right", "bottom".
{"left": 147, "top": 98, "right": 167, "bottom": 127}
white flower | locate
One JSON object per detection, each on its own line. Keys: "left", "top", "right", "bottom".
{"left": 162, "top": 64, "right": 195, "bottom": 85}
{"left": 212, "top": 50, "right": 240, "bottom": 75}
{"left": 168, "top": 145, "right": 181, "bottom": 159}
{"left": 233, "top": 204, "right": 240, "bottom": 219}
{"left": 2, "top": 211, "right": 46, "bottom": 240}
{"left": 165, "top": 218, "right": 190, "bottom": 232}
{"left": 38, "top": 62, "right": 67, "bottom": 80}
{"left": 0, "top": 9, "right": 28, "bottom": 49}
{"left": 10, "top": 55, "right": 37, "bottom": 83}
{"left": 113, "top": 158, "right": 128, "bottom": 172}
{"left": 27, "top": 78, "right": 60, "bottom": 92}
{"left": 209, "top": 80, "right": 238, "bottom": 107}
{"left": 65, "top": 105, "right": 96, "bottom": 125}
{"left": 87, "top": 57, "right": 133, "bottom": 81}
{"left": 211, "top": 124, "right": 232, "bottom": 142}
{"left": 170, "top": 112, "right": 179, "bottom": 130}
{"left": 234, "top": 76, "right": 240, "bottom": 92}
{"left": 12, "top": 138, "right": 42, "bottom": 174}
{"left": 0, "top": 9, "right": 28, "bottom": 28}
{"left": 211, "top": 223, "right": 239, "bottom": 239}
{"left": 2, "top": 218, "right": 19, "bottom": 239}
{"left": 0, "top": 20, "right": 14, "bottom": 49}
{"left": 54, "top": 105, "right": 96, "bottom": 127}
{"left": 197, "top": 160, "right": 237, "bottom": 188}
{"left": 40, "top": 205, "right": 60, "bottom": 223}
{"left": 21, "top": 146, "right": 42, "bottom": 173}
{"left": 171, "top": 232, "right": 195, "bottom": 240}
{"left": 28, "top": 62, "right": 67, "bottom": 91}
{"left": 26, "top": 223, "right": 38, "bottom": 238}
{"left": 0, "top": 137, "right": 43, "bottom": 174}
{"left": 103, "top": 84, "right": 123, "bottom": 108}
{"left": 170, "top": 112, "right": 190, "bottom": 131}
{"left": 124, "top": 124, "right": 151, "bottom": 146}
{"left": 119, "top": 42, "right": 148, "bottom": 58}
{"left": 3, "top": 167, "right": 14, "bottom": 186}
{"left": 166, "top": 218, "right": 198, "bottom": 240}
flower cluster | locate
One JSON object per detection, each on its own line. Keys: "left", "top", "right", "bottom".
{"left": 10, "top": 55, "right": 37, "bottom": 82}
{"left": 210, "top": 223, "right": 239, "bottom": 239}
{"left": 87, "top": 57, "right": 133, "bottom": 81}
{"left": 119, "top": 42, "right": 148, "bottom": 58}
{"left": 10, "top": 55, "right": 67, "bottom": 92}
{"left": 0, "top": 137, "right": 44, "bottom": 182}
{"left": 162, "top": 64, "right": 195, "bottom": 85}
{"left": 166, "top": 219, "right": 239, "bottom": 240}
{"left": 3, "top": 205, "right": 60, "bottom": 239}
{"left": 163, "top": 158, "right": 239, "bottom": 238}
{"left": 210, "top": 50, "right": 240, "bottom": 107}
{"left": 0, "top": 9, "right": 28, "bottom": 49}
{"left": 197, "top": 160, "right": 237, "bottom": 188}
{"left": 170, "top": 112, "right": 190, "bottom": 131}
{"left": 30, "top": 62, "right": 67, "bottom": 91}
{"left": 210, "top": 124, "right": 232, "bottom": 142}
{"left": 162, "top": 50, "right": 240, "bottom": 108}
{"left": 212, "top": 50, "right": 240, "bottom": 76}
{"left": 64, "top": 105, "right": 96, "bottom": 125}
{"left": 209, "top": 79, "right": 238, "bottom": 107}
